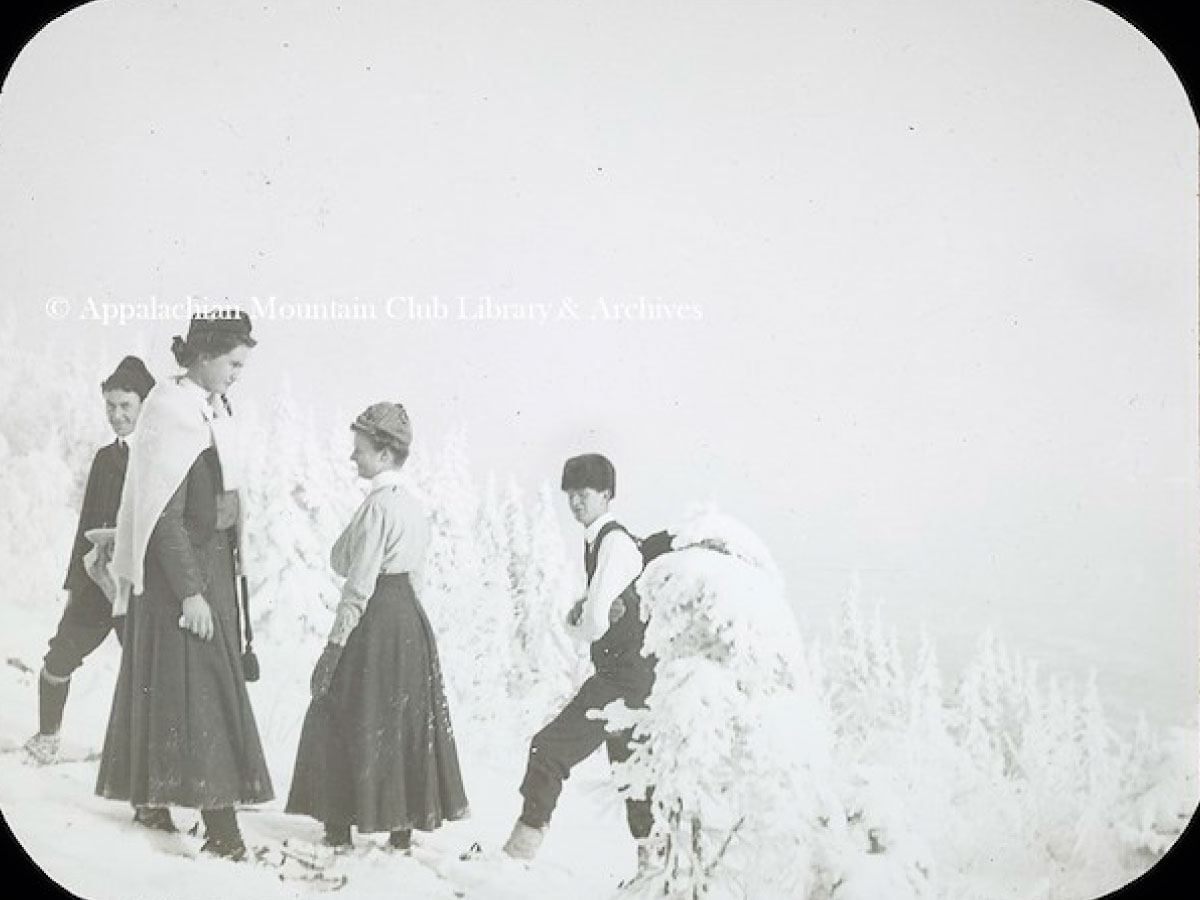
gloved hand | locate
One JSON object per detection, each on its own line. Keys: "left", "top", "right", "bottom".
{"left": 566, "top": 599, "right": 585, "bottom": 627}
{"left": 310, "top": 644, "right": 344, "bottom": 698}
{"left": 608, "top": 597, "right": 626, "bottom": 624}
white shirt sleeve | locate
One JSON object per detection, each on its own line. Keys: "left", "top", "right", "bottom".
{"left": 569, "top": 529, "right": 643, "bottom": 644}
{"left": 327, "top": 499, "right": 388, "bottom": 646}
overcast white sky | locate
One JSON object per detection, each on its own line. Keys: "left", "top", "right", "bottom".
{"left": 1, "top": 0, "right": 1196, "bottom": 726}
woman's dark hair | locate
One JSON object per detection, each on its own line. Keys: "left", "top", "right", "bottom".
{"left": 172, "top": 311, "right": 257, "bottom": 368}
{"left": 171, "top": 332, "right": 254, "bottom": 368}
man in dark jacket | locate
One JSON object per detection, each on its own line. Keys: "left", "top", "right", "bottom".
{"left": 24, "top": 356, "right": 155, "bottom": 765}
{"left": 503, "top": 454, "right": 658, "bottom": 874}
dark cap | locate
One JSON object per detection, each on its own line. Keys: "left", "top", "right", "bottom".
{"left": 185, "top": 309, "right": 257, "bottom": 348}
{"left": 561, "top": 453, "right": 616, "bottom": 497}
{"left": 352, "top": 402, "right": 413, "bottom": 453}
{"left": 102, "top": 355, "right": 156, "bottom": 399}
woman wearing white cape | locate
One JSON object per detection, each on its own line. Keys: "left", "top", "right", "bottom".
{"left": 96, "top": 312, "right": 273, "bottom": 860}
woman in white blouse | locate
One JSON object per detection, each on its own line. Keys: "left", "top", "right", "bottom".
{"left": 286, "top": 402, "right": 469, "bottom": 851}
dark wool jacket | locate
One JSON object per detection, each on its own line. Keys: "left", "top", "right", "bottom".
{"left": 63, "top": 440, "right": 129, "bottom": 594}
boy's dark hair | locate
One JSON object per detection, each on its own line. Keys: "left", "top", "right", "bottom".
{"left": 561, "top": 454, "right": 616, "bottom": 498}
{"left": 101, "top": 356, "right": 155, "bottom": 400}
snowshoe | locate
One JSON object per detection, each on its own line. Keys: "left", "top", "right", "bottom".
{"left": 22, "top": 733, "right": 59, "bottom": 765}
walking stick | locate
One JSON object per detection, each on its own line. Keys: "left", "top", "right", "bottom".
{"left": 234, "top": 541, "right": 260, "bottom": 682}
{"left": 218, "top": 392, "right": 259, "bottom": 683}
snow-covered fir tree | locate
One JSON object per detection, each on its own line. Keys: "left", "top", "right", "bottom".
{"left": 417, "top": 428, "right": 515, "bottom": 747}
{"left": 239, "top": 385, "right": 360, "bottom": 647}
{"left": 505, "top": 481, "right": 583, "bottom": 728}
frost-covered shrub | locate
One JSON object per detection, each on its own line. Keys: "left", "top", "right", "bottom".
{"left": 606, "top": 509, "right": 848, "bottom": 900}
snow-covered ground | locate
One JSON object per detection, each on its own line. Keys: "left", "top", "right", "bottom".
{"left": 0, "top": 346, "right": 1195, "bottom": 899}
{"left": 2, "top": 537, "right": 1195, "bottom": 900}
{"left": 0, "top": 597, "right": 640, "bottom": 900}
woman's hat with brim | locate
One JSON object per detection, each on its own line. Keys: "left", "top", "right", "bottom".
{"left": 352, "top": 402, "right": 413, "bottom": 452}
{"left": 185, "top": 309, "right": 257, "bottom": 348}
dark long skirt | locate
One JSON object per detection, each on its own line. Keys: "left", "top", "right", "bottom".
{"left": 286, "top": 573, "right": 470, "bottom": 834}
{"left": 95, "top": 529, "right": 274, "bottom": 809}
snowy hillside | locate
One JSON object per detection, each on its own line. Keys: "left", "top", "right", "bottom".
{"left": 0, "top": 340, "right": 1196, "bottom": 899}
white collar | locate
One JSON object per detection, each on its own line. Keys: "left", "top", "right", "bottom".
{"left": 178, "top": 375, "right": 208, "bottom": 401}
{"left": 368, "top": 468, "right": 405, "bottom": 494}
{"left": 178, "top": 376, "right": 218, "bottom": 415}
{"left": 584, "top": 511, "right": 616, "bottom": 545}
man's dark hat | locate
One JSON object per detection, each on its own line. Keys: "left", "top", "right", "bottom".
{"left": 102, "top": 355, "right": 156, "bottom": 400}
{"left": 561, "top": 453, "right": 616, "bottom": 497}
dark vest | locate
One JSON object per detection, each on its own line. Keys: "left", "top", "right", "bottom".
{"left": 585, "top": 521, "right": 656, "bottom": 695}
{"left": 63, "top": 440, "right": 129, "bottom": 593}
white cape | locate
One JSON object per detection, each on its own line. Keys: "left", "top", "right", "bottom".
{"left": 110, "top": 378, "right": 241, "bottom": 615}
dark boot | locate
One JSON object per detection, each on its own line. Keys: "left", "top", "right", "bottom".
{"left": 323, "top": 822, "right": 353, "bottom": 849}
{"left": 200, "top": 808, "right": 247, "bottom": 861}
{"left": 133, "top": 806, "right": 178, "bottom": 833}
{"left": 200, "top": 836, "right": 248, "bottom": 861}
{"left": 388, "top": 829, "right": 411, "bottom": 852}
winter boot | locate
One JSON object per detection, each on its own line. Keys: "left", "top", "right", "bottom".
{"left": 22, "top": 732, "right": 60, "bottom": 765}
{"left": 388, "top": 829, "right": 412, "bottom": 852}
{"left": 200, "top": 808, "right": 247, "bottom": 861}
{"left": 501, "top": 819, "right": 546, "bottom": 861}
{"left": 133, "top": 806, "right": 178, "bottom": 833}
{"left": 200, "top": 835, "right": 248, "bottom": 861}
{"left": 323, "top": 822, "right": 353, "bottom": 849}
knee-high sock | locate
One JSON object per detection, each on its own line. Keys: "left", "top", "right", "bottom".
{"left": 38, "top": 668, "right": 71, "bottom": 735}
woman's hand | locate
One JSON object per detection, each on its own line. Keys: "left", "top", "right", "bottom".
{"left": 310, "top": 644, "right": 344, "bottom": 698}
{"left": 179, "top": 594, "right": 214, "bottom": 641}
